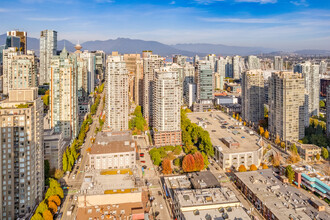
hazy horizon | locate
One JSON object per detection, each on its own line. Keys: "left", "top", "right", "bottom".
{"left": 1, "top": 0, "right": 330, "bottom": 51}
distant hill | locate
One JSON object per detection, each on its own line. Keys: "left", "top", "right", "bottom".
{"left": 172, "top": 43, "right": 274, "bottom": 56}
{"left": 293, "top": 49, "right": 330, "bottom": 56}
{"left": 80, "top": 38, "right": 197, "bottom": 57}
{"left": 1, "top": 33, "right": 330, "bottom": 57}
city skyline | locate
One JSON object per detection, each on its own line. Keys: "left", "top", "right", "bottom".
{"left": 0, "top": 0, "right": 329, "bottom": 51}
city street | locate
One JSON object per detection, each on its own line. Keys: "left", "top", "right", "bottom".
{"left": 59, "top": 92, "right": 104, "bottom": 220}
{"left": 140, "top": 147, "right": 172, "bottom": 220}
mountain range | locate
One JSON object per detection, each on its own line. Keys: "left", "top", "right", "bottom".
{"left": 1, "top": 34, "right": 329, "bottom": 57}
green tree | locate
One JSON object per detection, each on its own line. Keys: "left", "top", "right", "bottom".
{"left": 173, "top": 145, "right": 182, "bottom": 155}
{"left": 321, "top": 147, "right": 329, "bottom": 159}
{"left": 173, "top": 158, "right": 181, "bottom": 166}
{"left": 320, "top": 100, "right": 325, "bottom": 108}
{"left": 291, "top": 144, "right": 298, "bottom": 154}
{"left": 201, "top": 152, "right": 210, "bottom": 168}
{"left": 62, "top": 151, "right": 68, "bottom": 172}
{"left": 43, "top": 94, "right": 49, "bottom": 106}
{"left": 35, "top": 200, "right": 48, "bottom": 215}
{"left": 285, "top": 165, "right": 295, "bottom": 183}
{"left": 54, "top": 169, "right": 64, "bottom": 180}
{"left": 31, "top": 213, "right": 43, "bottom": 220}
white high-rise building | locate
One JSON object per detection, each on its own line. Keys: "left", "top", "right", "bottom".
{"left": 2, "top": 47, "right": 20, "bottom": 95}
{"left": 274, "top": 56, "right": 283, "bottom": 71}
{"left": 50, "top": 47, "right": 79, "bottom": 141}
{"left": 105, "top": 54, "right": 129, "bottom": 131}
{"left": 242, "top": 70, "right": 265, "bottom": 124}
{"left": 0, "top": 88, "right": 44, "bottom": 219}
{"left": 142, "top": 53, "right": 164, "bottom": 126}
{"left": 294, "top": 62, "right": 320, "bottom": 120}
{"left": 320, "top": 60, "right": 328, "bottom": 75}
{"left": 247, "top": 55, "right": 260, "bottom": 70}
{"left": 80, "top": 51, "right": 96, "bottom": 94}
{"left": 232, "top": 55, "right": 241, "bottom": 79}
{"left": 153, "top": 66, "right": 182, "bottom": 146}
{"left": 3, "top": 51, "right": 38, "bottom": 94}
{"left": 40, "top": 30, "right": 57, "bottom": 85}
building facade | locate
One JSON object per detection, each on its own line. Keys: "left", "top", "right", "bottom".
{"left": 142, "top": 52, "right": 164, "bottom": 126}
{"left": 44, "top": 129, "right": 66, "bottom": 170}
{"left": 2, "top": 47, "right": 21, "bottom": 95}
{"left": 241, "top": 70, "right": 265, "bottom": 124}
{"left": 39, "top": 30, "right": 57, "bottom": 85}
{"left": 269, "top": 72, "right": 305, "bottom": 141}
{"left": 0, "top": 88, "right": 44, "bottom": 220}
{"left": 105, "top": 54, "right": 129, "bottom": 131}
{"left": 152, "top": 67, "right": 182, "bottom": 146}
{"left": 196, "top": 61, "right": 214, "bottom": 103}
{"left": 294, "top": 62, "right": 320, "bottom": 119}
{"left": 50, "top": 47, "right": 79, "bottom": 141}
{"left": 123, "top": 54, "right": 143, "bottom": 106}
{"left": 9, "top": 53, "right": 38, "bottom": 91}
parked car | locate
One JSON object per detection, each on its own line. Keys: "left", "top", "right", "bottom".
{"left": 140, "top": 153, "right": 145, "bottom": 157}
{"left": 142, "top": 165, "right": 147, "bottom": 169}
{"left": 160, "top": 204, "right": 163, "bottom": 209}
{"left": 141, "top": 160, "right": 146, "bottom": 163}
{"left": 72, "top": 174, "right": 76, "bottom": 179}
{"left": 212, "top": 130, "right": 216, "bottom": 132}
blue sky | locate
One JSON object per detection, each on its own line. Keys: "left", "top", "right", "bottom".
{"left": 1, "top": 0, "right": 330, "bottom": 50}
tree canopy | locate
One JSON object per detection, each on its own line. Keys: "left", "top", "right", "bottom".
{"left": 181, "top": 109, "right": 214, "bottom": 156}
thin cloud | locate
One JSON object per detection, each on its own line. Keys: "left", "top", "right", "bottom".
{"left": 94, "top": 0, "right": 114, "bottom": 3}
{"left": 170, "top": 1, "right": 176, "bottom": 4}
{"left": 201, "top": 17, "right": 279, "bottom": 24}
{"left": 27, "top": 17, "right": 73, "bottom": 21}
{"left": 193, "top": 0, "right": 224, "bottom": 5}
{"left": 235, "top": 0, "right": 277, "bottom": 4}
{"left": 290, "top": 0, "right": 309, "bottom": 7}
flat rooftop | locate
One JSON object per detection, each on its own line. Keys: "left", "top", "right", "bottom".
{"left": 175, "top": 187, "right": 239, "bottom": 208}
{"left": 182, "top": 206, "right": 250, "bottom": 220}
{"left": 96, "top": 131, "right": 132, "bottom": 142}
{"left": 187, "top": 112, "right": 261, "bottom": 154}
{"left": 235, "top": 169, "right": 330, "bottom": 220}
{"left": 81, "top": 171, "right": 137, "bottom": 195}
{"left": 165, "top": 175, "right": 192, "bottom": 189}
{"left": 90, "top": 140, "right": 136, "bottom": 155}
{"left": 189, "top": 171, "right": 221, "bottom": 189}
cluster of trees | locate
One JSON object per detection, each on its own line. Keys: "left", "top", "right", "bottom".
{"left": 38, "top": 88, "right": 48, "bottom": 95}
{"left": 42, "top": 90, "right": 50, "bottom": 107}
{"left": 322, "top": 147, "right": 329, "bottom": 159}
{"left": 96, "top": 83, "right": 104, "bottom": 94}
{"left": 62, "top": 114, "right": 93, "bottom": 172}
{"left": 258, "top": 127, "right": 270, "bottom": 139}
{"left": 285, "top": 165, "right": 295, "bottom": 183}
{"left": 129, "top": 106, "right": 147, "bottom": 135}
{"left": 31, "top": 179, "right": 63, "bottom": 220}
{"left": 301, "top": 118, "right": 328, "bottom": 148}
{"left": 287, "top": 144, "right": 301, "bottom": 164}
{"left": 182, "top": 152, "right": 205, "bottom": 172}
{"left": 149, "top": 145, "right": 182, "bottom": 166}
{"left": 238, "top": 163, "right": 267, "bottom": 172}
{"left": 91, "top": 94, "right": 101, "bottom": 115}
{"left": 181, "top": 109, "right": 214, "bottom": 157}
